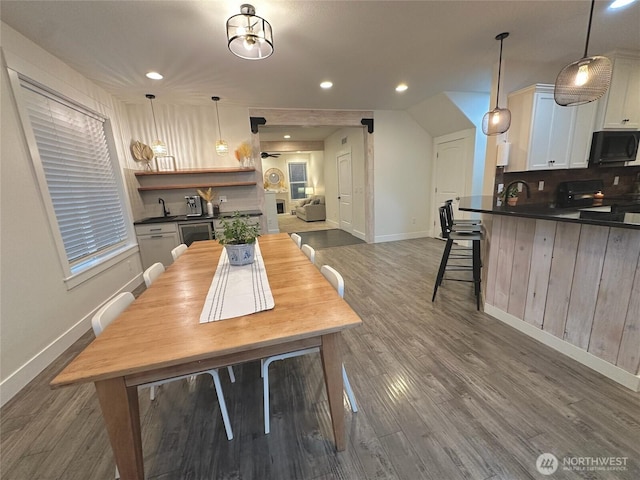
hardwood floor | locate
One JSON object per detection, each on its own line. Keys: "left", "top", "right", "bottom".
{"left": 2, "top": 238, "right": 639, "bottom": 479}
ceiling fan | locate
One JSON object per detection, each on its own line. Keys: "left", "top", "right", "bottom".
{"left": 261, "top": 152, "right": 281, "bottom": 158}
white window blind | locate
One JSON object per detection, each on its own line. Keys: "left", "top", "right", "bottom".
{"left": 19, "top": 79, "right": 128, "bottom": 272}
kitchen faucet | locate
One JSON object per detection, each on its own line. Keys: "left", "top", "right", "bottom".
{"left": 158, "top": 197, "right": 170, "bottom": 217}
{"left": 504, "top": 180, "right": 531, "bottom": 199}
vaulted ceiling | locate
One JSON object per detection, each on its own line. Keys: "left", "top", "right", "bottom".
{"left": 2, "top": 1, "right": 639, "bottom": 113}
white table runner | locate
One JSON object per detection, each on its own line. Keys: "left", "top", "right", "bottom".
{"left": 199, "top": 240, "right": 275, "bottom": 323}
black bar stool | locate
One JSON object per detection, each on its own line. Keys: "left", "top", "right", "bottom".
{"left": 432, "top": 205, "right": 483, "bottom": 310}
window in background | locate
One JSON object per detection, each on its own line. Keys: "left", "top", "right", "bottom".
{"left": 14, "top": 75, "right": 131, "bottom": 284}
{"left": 288, "top": 162, "right": 308, "bottom": 200}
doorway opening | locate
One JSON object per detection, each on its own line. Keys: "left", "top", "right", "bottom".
{"left": 249, "top": 109, "right": 374, "bottom": 243}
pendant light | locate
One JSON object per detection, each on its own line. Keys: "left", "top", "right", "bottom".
{"left": 226, "top": 4, "right": 273, "bottom": 60}
{"left": 554, "top": 0, "right": 611, "bottom": 106}
{"left": 212, "top": 96, "right": 228, "bottom": 156}
{"left": 482, "top": 32, "right": 511, "bottom": 136}
{"left": 145, "top": 94, "right": 168, "bottom": 156}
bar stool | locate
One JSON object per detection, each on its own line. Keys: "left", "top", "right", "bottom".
{"left": 444, "top": 199, "right": 481, "bottom": 227}
{"left": 432, "top": 205, "right": 483, "bottom": 310}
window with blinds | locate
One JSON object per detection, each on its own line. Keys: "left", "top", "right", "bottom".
{"left": 18, "top": 78, "right": 128, "bottom": 275}
{"left": 288, "top": 162, "right": 308, "bottom": 200}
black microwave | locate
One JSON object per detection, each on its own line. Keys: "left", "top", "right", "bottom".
{"left": 589, "top": 130, "right": 640, "bottom": 166}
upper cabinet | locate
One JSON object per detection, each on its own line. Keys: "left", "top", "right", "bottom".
{"left": 505, "top": 84, "right": 597, "bottom": 172}
{"left": 596, "top": 54, "right": 640, "bottom": 130}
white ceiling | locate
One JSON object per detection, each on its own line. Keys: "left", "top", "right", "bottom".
{"left": 2, "top": 0, "right": 639, "bottom": 114}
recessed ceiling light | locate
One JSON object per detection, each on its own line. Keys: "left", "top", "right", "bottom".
{"left": 609, "top": 0, "right": 636, "bottom": 8}
{"left": 320, "top": 81, "right": 333, "bottom": 89}
{"left": 284, "top": 134, "right": 291, "bottom": 139}
{"left": 395, "top": 83, "right": 408, "bottom": 92}
{"left": 146, "top": 71, "right": 163, "bottom": 80}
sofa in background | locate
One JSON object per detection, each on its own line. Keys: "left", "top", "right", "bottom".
{"left": 295, "top": 195, "right": 326, "bottom": 222}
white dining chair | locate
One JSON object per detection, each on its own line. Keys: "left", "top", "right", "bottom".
{"left": 91, "top": 292, "right": 235, "bottom": 442}
{"left": 290, "top": 232, "right": 302, "bottom": 248}
{"left": 141, "top": 262, "right": 236, "bottom": 397}
{"left": 143, "top": 262, "right": 165, "bottom": 288}
{"left": 301, "top": 243, "right": 315, "bottom": 264}
{"left": 261, "top": 264, "right": 358, "bottom": 434}
{"left": 171, "top": 243, "right": 188, "bottom": 261}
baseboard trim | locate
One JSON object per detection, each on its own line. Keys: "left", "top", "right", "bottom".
{"left": 0, "top": 274, "right": 143, "bottom": 407}
{"left": 484, "top": 304, "right": 640, "bottom": 392}
{"left": 374, "top": 231, "right": 429, "bottom": 243}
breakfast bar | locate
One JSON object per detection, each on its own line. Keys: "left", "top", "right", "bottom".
{"left": 459, "top": 196, "right": 640, "bottom": 391}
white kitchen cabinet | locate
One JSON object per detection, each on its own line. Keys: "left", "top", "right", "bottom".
{"left": 135, "top": 223, "right": 180, "bottom": 270}
{"left": 506, "top": 84, "right": 597, "bottom": 172}
{"left": 598, "top": 55, "right": 640, "bottom": 130}
{"left": 263, "top": 191, "right": 280, "bottom": 234}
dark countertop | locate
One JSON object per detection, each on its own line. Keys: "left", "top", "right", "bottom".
{"left": 458, "top": 196, "right": 640, "bottom": 230}
{"left": 134, "top": 210, "right": 262, "bottom": 225}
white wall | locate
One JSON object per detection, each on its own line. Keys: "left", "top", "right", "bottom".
{"left": 0, "top": 24, "right": 143, "bottom": 406}
{"left": 372, "top": 111, "right": 432, "bottom": 242}
{"left": 125, "top": 103, "right": 259, "bottom": 219}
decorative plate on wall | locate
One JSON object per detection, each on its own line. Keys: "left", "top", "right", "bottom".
{"left": 264, "top": 168, "right": 285, "bottom": 189}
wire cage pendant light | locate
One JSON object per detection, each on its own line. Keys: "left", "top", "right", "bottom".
{"left": 145, "top": 94, "right": 168, "bottom": 156}
{"left": 482, "top": 32, "right": 511, "bottom": 136}
{"left": 212, "top": 96, "right": 228, "bottom": 156}
{"left": 226, "top": 4, "right": 273, "bottom": 60}
{"left": 554, "top": 0, "right": 611, "bottom": 106}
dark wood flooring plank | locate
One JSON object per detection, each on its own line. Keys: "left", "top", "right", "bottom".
{"left": 2, "top": 237, "right": 640, "bottom": 480}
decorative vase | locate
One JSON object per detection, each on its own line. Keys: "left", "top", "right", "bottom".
{"left": 225, "top": 243, "right": 255, "bottom": 266}
{"left": 507, "top": 197, "right": 518, "bottom": 206}
{"left": 206, "top": 201, "right": 214, "bottom": 217}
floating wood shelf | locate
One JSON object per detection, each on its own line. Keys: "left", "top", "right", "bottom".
{"left": 134, "top": 167, "right": 255, "bottom": 176}
{"left": 137, "top": 181, "right": 257, "bottom": 192}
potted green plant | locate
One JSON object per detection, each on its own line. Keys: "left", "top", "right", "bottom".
{"left": 499, "top": 184, "right": 520, "bottom": 206}
{"left": 218, "top": 212, "right": 261, "bottom": 265}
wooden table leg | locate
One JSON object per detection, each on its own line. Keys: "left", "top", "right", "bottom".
{"left": 94, "top": 377, "right": 144, "bottom": 480}
{"left": 320, "top": 332, "right": 345, "bottom": 451}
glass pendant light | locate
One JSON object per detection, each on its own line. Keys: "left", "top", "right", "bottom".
{"left": 212, "top": 96, "right": 228, "bottom": 156}
{"left": 145, "top": 94, "right": 168, "bottom": 156}
{"left": 226, "top": 4, "right": 273, "bottom": 60}
{"left": 482, "top": 32, "right": 511, "bottom": 136}
{"left": 554, "top": 0, "right": 611, "bottom": 106}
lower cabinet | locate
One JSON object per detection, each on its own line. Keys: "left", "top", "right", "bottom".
{"left": 135, "top": 223, "right": 180, "bottom": 270}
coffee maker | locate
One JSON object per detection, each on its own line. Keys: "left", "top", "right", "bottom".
{"left": 185, "top": 195, "right": 203, "bottom": 216}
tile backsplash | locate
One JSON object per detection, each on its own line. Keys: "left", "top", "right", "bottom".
{"left": 495, "top": 165, "right": 640, "bottom": 206}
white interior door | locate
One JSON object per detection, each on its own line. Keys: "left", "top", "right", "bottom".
{"left": 337, "top": 152, "right": 353, "bottom": 233}
{"left": 434, "top": 137, "right": 470, "bottom": 236}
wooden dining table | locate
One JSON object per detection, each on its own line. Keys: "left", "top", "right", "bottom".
{"left": 50, "top": 233, "right": 362, "bottom": 480}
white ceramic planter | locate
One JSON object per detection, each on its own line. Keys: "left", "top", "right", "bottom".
{"left": 225, "top": 243, "right": 255, "bottom": 266}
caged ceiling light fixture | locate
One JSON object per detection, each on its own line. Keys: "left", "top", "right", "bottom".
{"left": 482, "top": 32, "right": 511, "bottom": 136}
{"left": 212, "top": 96, "right": 229, "bottom": 156}
{"left": 145, "top": 94, "right": 168, "bottom": 156}
{"left": 226, "top": 4, "right": 273, "bottom": 60}
{"left": 554, "top": 0, "right": 612, "bottom": 106}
